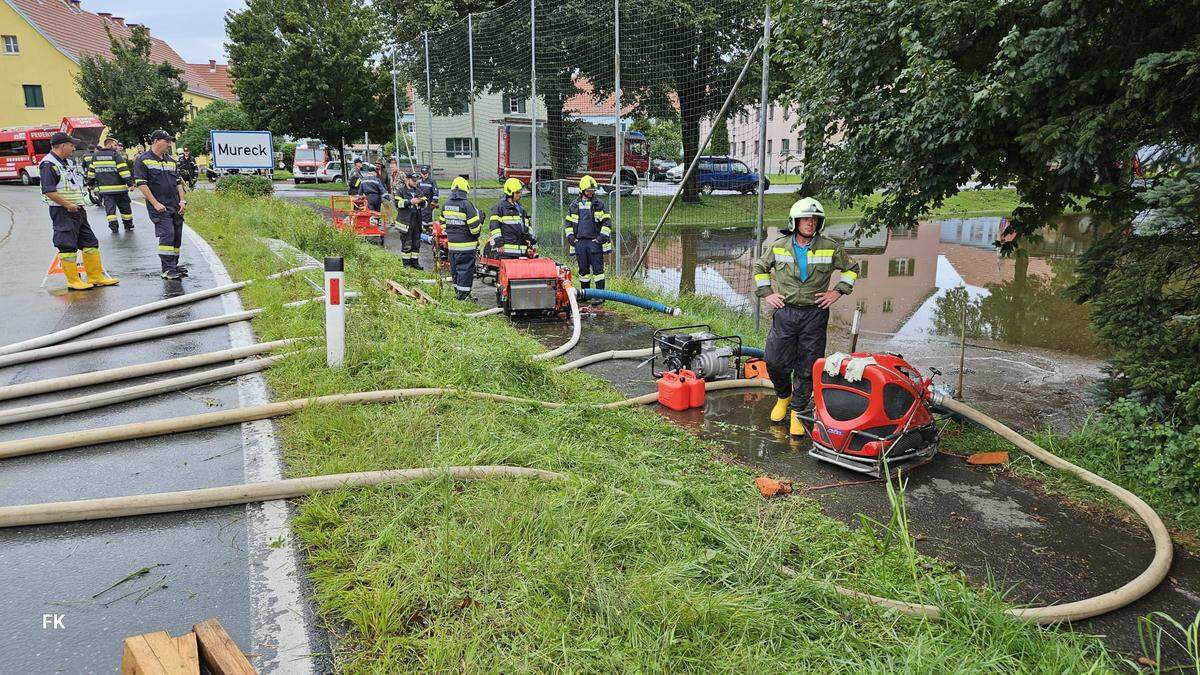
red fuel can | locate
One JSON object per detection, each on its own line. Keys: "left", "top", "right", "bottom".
{"left": 680, "top": 369, "right": 705, "bottom": 408}
{"left": 657, "top": 371, "right": 690, "bottom": 411}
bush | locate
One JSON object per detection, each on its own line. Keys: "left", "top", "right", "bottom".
{"left": 214, "top": 173, "right": 273, "bottom": 197}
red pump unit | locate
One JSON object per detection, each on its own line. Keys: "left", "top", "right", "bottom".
{"left": 800, "top": 352, "right": 939, "bottom": 477}
{"left": 495, "top": 258, "right": 574, "bottom": 316}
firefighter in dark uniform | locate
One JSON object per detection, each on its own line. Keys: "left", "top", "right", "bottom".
{"left": 87, "top": 137, "right": 135, "bottom": 232}
{"left": 177, "top": 148, "right": 198, "bottom": 189}
{"left": 39, "top": 132, "right": 119, "bottom": 291}
{"left": 133, "top": 129, "right": 188, "bottom": 280}
{"left": 347, "top": 158, "right": 364, "bottom": 195}
{"left": 488, "top": 177, "right": 535, "bottom": 259}
{"left": 753, "top": 197, "right": 860, "bottom": 436}
{"left": 564, "top": 174, "right": 611, "bottom": 303}
{"left": 439, "top": 176, "right": 483, "bottom": 300}
{"left": 416, "top": 164, "right": 439, "bottom": 232}
{"left": 357, "top": 163, "right": 386, "bottom": 212}
{"left": 393, "top": 171, "right": 427, "bottom": 268}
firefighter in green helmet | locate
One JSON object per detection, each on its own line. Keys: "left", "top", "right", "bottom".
{"left": 753, "top": 197, "right": 860, "bottom": 436}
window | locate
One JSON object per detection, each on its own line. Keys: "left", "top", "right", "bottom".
{"left": 698, "top": 159, "right": 715, "bottom": 172}
{"left": 858, "top": 260, "right": 869, "bottom": 278}
{"left": 754, "top": 140, "right": 759, "bottom": 157}
{"left": 740, "top": 141, "right": 746, "bottom": 156}
{"left": 769, "top": 104, "right": 775, "bottom": 121}
{"left": 504, "top": 94, "right": 526, "bottom": 115}
{"left": 23, "top": 84, "right": 43, "bottom": 108}
{"left": 782, "top": 106, "right": 790, "bottom": 121}
{"left": 888, "top": 257, "right": 916, "bottom": 277}
{"left": 444, "top": 137, "right": 477, "bottom": 157}
{"left": 2, "top": 36, "right": 17, "bottom": 54}
{"left": 32, "top": 139, "right": 50, "bottom": 155}
{"left": 0, "top": 140, "right": 27, "bottom": 157}
{"left": 731, "top": 161, "right": 749, "bottom": 174}
{"left": 781, "top": 138, "right": 790, "bottom": 154}
{"left": 888, "top": 225, "right": 917, "bottom": 238}
{"left": 597, "top": 136, "right": 616, "bottom": 153}
{"left": 766, "top": 139, "right": 772, "bottom": 156}
{"left": 882, "top": 298, "right": 893, "bottom": 313}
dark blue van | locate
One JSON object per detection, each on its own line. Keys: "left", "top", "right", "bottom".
{"left": 695, "top": 155, "right": 770, "bottom": 194}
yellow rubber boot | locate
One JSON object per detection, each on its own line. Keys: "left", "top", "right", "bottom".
{"left": 82, "top": 248, "right": 119, "bottom": 286}
{"left": 769, "top": 396, "right": 791, "bottom": 422}
{"left": 789, "top": 410, "right": 806, "bottom": 437}
{"left": 60, "top": 256, "right": 94, "bottom": 291}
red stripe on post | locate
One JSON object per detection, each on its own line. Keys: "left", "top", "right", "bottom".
{"left": 330, "top": 278, "right": 341, "bottom": 305}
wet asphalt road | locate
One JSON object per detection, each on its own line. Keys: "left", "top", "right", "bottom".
{"left": 0, "top": 186, "right": 252, "bottom": 673}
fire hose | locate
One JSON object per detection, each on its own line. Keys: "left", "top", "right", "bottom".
{"left": 532, "top": 286, "right": 581, "bottom": 361}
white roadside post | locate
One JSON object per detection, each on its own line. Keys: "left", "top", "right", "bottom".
{"left": 325, "top": 257, "right": 345, "bottom": 368}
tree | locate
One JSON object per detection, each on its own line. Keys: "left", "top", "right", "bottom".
{"left": 632, "top": 116, "right": 683, "bottom": 162}
{"left": 706, "top": 118, "right": 729, "bottom": 157}
{"left": 773, "top": 0, "right": 1200, "bottom": 422}
{"left": 226, "top": 0, "right": 395, "bottom": 173}
{"left": 375, "top": 0, "right": 501, "bottom": 46}
{"left": 178, "top": 101, "right": 251, "bottom": 156}
{"left": 75, "top": 25, "right": 188, "bottom": 145}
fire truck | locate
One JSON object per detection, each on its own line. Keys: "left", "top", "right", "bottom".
{"left": 0, "top": 116, "right": 105, "bottom": 185}
{"left": 292, "top": 139, "right": 333, "bottom": 184}
{"left": 497, "top": 120, "right": 649, "bottom": 189}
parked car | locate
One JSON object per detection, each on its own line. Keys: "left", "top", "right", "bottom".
{"left": 316, "top": 161, "right": 345, "bottom": 183}
{"left": 649, "top": 159, "right": 678, "bottom": 181}
{"left": 666, "top": 156, "right": 769, "bottom": 194}
{"left": 666, "top": 163, "right": 684, "bottom": 183}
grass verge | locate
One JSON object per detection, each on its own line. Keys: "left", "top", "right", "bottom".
{"left": 188, "top": 191, "right": 1116, "bottom": 671}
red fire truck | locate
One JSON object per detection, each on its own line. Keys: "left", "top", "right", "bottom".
{"left": 0, "top": 116, "right": 104, "bottom": 184}
{"left": 497, "top": 120, "right": 649, "bottom": 188}
{"left": 292, "top": 139, "right": 333, "bottom": 184}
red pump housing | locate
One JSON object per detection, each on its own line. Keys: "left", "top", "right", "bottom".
{"left": 801, "top": 352, "right": 939, "bottom": 476}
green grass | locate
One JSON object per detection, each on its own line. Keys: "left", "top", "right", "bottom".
{"left": 272, "top": 170, "right": 294, "bottom": 181}
{"left": 187, "top": 191, "right": 1119, "bottom": 672}
{"left": 303, "top": 180, "right": 350, "bottom": 191}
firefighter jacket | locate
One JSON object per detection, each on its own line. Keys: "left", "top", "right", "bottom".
{"left": 564, "top": 194, "right": 612, "bottom": 254}
{"left": 488, "top": 198, "right": 533, "bottom": 256}
{"left": 132, "top": 150, "right": 182, "bottom": 209}
{"left": 753, "top": 233, "right": 860, "bottom": 306}
{"left": 416, "top": 175, "right": 439, "bottom": 222}
{"left": 86, "top": 148, "right": 133, "bottom": 193}
{"left": 393, "top": 184, "right": 423, "bottom": 232}
{"left": 358, "top": 175, "right": 386, "bottom": 210}
{"left": 439, "top": 188, "right": 483, "bottom": 252}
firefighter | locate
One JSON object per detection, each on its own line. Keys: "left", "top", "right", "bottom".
{"left": 133, "top": 129, "right": 188, "bottom": 280}
{"left": 439, "top": 176, "right": 484, "bottom": 300}
{"left": 753, "top": 197, "right": 860, "bottom": 436}
{"left": 357, "top": 163, "right": 386, "bottom": 213}
{"left": 416, "top": 164, "right": 439, "bottom": 232}
{"left": 488, "top": 177, "right": 535, "bottom": 259}
{"left": 564, "top": 174, "right": 611, "bottom": 304}
{"left": 177, "top": 148, "right": 198, "bottom": 189}
{"left": 87, "top": 137, "right": 135, "bottom": 232}
{"left": 347, "top": 158, "right": 364, "bottom": 195}
{"left": 39, "top": 132, "right": 119, "bottom": 290}
{"left": 394, "top": 171, "right": 427, "bottom": 268}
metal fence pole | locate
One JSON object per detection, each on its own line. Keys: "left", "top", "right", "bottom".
{"left": 391, "top": 50, "right": 401, "bottom": 167}
{"left": 468, "top": 14, "right": 479, "bottom": 187}
{"left": 529, "top": 0, "right": 538, "bottom": 233}
{"left": 612, "top": 0, "right": 623, "bottom": 275}
{"left": 423, "top": 32, "right": 434, "bottom": 170}
{"left": 753, "top": 6, "right": 771, "bottom": 332}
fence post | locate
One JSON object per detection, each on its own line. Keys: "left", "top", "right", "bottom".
{"left": 753, "top": 6, "right": 771, "bottom": 332}
{"left": 613, "top": 0, "right": 623, "bottom": 275}
{"left": 423, "top": 31, "right": 434, "bottom": 170}
{"left": 391, "top": 49, "right": 401, "bottom": 168}
{"left": 468, "top": 14, "right": 479, "bottom": 188}
{"left": 529, "top": 0, "right": 538, "bottom": 234}
{"left": 324, "top": 257, "right": 345, "bottom": 368}
{"left": 957, "top": 302, "right": 967, "bottom": 399}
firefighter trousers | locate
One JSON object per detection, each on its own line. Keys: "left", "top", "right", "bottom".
{"left": 49, "top": 206, "right": 98, "bottom": 253}
{"left": 574, "top": 238, "right": 605, "bottom": 289}
{"left": 150, "top": 207, "right": 184, "bottom": 272}
{"left": 449, "top": 250, "right": 476, "bottom": 299}
{"left": 101, "top": 191, "right": 133, "bottom": 230}
{"left": 398, "top": 217, "right": 422, "bottom": 267}
{"left": 764, "top": 304, "right": 829, "bottom": 411}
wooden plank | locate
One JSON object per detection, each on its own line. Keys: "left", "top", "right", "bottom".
{"left": 412, "top": 287, "right": 438, "bottom": 305}
{"left": 385, "top": 279, "right": 416, "bottom": 298}
{"left": 121, "top": 631, "right": 194, "bottom": 675}
{"left": 173, "top": 633, "right": 199, "bottom": 671}
{"left": 193, "top": 618, "right": 256, "bottom": 675}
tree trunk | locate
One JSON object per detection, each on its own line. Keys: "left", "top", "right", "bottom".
{"left": 679, "top": 94, "right": 702, "bottom": 204}
{"left": 545, "top": 94, "right": 571, "bottom": 181}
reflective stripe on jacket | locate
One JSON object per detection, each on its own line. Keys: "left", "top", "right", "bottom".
{"left": 753, "top": 233, "right": 859, "bottom": 305}
{"left": 488, "top": 198, "right": 531, "bottom": 250}
{"left": 39, "top": 154, "right": 87, "bottom": 206}
{"left": 565, "top": 195, "right": 612, "bottom": 253}
{"left": 86, "top": 148, "right": 132, "bottom": 193}
{"left": 439, "top": 189, "right": 483, "bottom": 251}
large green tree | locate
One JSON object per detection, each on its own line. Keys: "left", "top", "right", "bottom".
{"left": 226, "top": 0, "right": 395, "bottom": 169}
{"left": 178, "top": 100, "right": 252, "bottom": 157}
{"left": 74, "top": 25, "right": 188, "bottom": 145}
{"left": 773, "top": 0, "right": 1200, "bottom": 420}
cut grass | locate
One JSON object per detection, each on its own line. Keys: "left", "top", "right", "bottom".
{"left": 188, "top": 191, "right": 1117, "bottom": 672}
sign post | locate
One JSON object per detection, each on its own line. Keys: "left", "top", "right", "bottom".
{"left": 209, "top": 130, "right": 275, "bottom": 171}
{"left": 325, "top": 257, "right": 345, "bottom": 368}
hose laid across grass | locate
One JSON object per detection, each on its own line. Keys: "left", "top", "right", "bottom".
{"left": 0, "top": 264, "right": 319, "bottom": 357}
{"left": 0, "top": 339, "right": 302, "bottom": 402}
{"left": 578, "top": 288, "right": 681, "bottom": 315}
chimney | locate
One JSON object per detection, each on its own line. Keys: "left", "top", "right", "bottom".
{"left": 209, "top": 59, "right": 217, "bottom": 72}
{"left": 127, "top": 22, "right": 141, "bottom": 32}
{"left": 66, "top": 0, "right": 81, "bottom": 9}
{"left": 112, "top": 17, "right": 125, "bottom": 27}
{"left": 97, "top": 12, "right": 111, "bottom": 20}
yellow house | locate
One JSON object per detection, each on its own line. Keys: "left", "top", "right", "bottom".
{"left": 1, "top": 0, "right": 229, "bottom": 129}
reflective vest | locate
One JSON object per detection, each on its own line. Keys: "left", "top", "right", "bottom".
{"left": 86, "top": 148, "right": 132, "bottom": 193}
{"left": 40, "top": 153, "right": 87, "bottom": 206}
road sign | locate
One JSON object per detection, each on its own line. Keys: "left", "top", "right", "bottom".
{"left": 209, "top": 130, "right": 274, "bottom": 170}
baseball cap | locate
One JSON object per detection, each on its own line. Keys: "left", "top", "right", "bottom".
{"left": 50, "top": 132, "right": 82, "bottom": 147}
{"left": 419, "top": 164, "right": 430, "bottom": 173}
{"left": 150, "top": 129, "right": 174, "bottom": 142}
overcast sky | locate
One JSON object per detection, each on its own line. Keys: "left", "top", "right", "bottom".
{"left": 85, "top": 1, "right": 247, "bottom": 63}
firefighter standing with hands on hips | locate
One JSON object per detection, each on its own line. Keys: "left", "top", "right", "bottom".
{"left": 488, "top": 177, "right": 535, "bottom": 259}
{"left": 394, "top": 171, "right": 427, "bottom": 268}
{"left": 754, "top": 197, "right": 859, "bottom": 436}
{"left": 564, "top": 174, "right": 611, "bottom": 304}
{"left": 133, "top": 129, "right": 188, "bottom": 280}
{"left": 439, "top": 176, "right": 484, "bottom": 300}
{"left": 39, "top": 132, "right": 120, "bottom": 290}
{"left": 87, "top": 137, "right": 135, "bottom": 232}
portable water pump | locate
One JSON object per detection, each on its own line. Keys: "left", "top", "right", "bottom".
{"left": 495, "top": 258, "right": 574, "bottom": 317}
{"left": 651, "top": 325, "right": 746, "bottom": 380}
{"left": 799, "top": 352, "right": 940, "bottom": 477}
